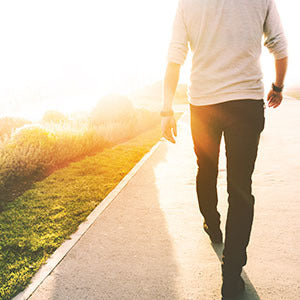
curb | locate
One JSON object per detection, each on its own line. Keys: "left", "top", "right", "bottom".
{"left": 13, "top": 110, "right": 187, "bottom": 300}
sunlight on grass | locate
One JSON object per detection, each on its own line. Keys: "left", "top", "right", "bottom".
{"left": 0, "top": 118, "right": 173, "bottom": 299}
{"left": 0, "top": 87, "right": 183, "bottom": 299}
{"left": 0, "top": 103, "right": 160, "bottom": 208}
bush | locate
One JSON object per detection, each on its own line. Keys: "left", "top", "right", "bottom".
{"left": 0, "top": 117, "right": 31, "bottom": 140}
{"left": 0, "top": 106, "right": 160, "bottom": 204}
{"left": 42, "top": 110, "right": 69, "bottom": 124}
{"left": 12, "top": 125, "right": 55, "bottom": 149}
{"left": 1, "top": 125, "right": 56, "bottom": 183}
{"left": 90, "top": 95, "right": 135, "bottom": 125}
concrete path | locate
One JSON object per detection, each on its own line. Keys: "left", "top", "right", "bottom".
{"left": 28, "top": 99, "right": 299, "bottom": 300}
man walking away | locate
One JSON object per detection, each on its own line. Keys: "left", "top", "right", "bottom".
{"left": 161, "top": 0, "right": 288, "bottom": 298}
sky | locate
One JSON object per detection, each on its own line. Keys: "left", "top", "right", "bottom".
{"left": 0, "top": 0, "right": 299, "bottom": 120}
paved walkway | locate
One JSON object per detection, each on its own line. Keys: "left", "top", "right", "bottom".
{"left": 28, "top": 99, "right": 299, "bottom": 300}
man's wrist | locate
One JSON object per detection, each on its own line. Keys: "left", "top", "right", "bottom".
{"left": 160, "top": 109, "right": 174, "bottom": 117}
{"left": 272, "top": 82, "right": 284, "bottom": 93}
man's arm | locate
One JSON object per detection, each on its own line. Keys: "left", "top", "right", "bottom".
{"left": 274, "top": 56, "right": 288, "bottom": 88}
{"left": 264, "top": 0, "right": 288, "bottom": 108}
{"left": 267, "top": 55, "right": 288, "bottom": 109}
{"left": 163, "top": 62, "right": 181, "bottom": 111}
{"left": 161, "top": 62, "right": 181, "bottom": 143}
{"left": 161, "top": 0, "right": 188, "bottom": 143}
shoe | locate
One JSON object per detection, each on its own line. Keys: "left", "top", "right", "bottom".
{"left": 203, "top": 222, "right": 223, "bottom": 244}
{"left": 221, "top": 276, "right": 245, "bottom": 298}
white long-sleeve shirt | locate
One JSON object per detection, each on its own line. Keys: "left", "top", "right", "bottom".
{"left": 167, "top": 0, "right": 288, "bottom": 105}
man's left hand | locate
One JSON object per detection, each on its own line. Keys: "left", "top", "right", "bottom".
{"left": 267, "top": 90, "right": 283, "bottom": 108}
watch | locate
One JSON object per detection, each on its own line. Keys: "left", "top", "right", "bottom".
{"left": 272, "top": 83, "right": 284, "bottom": 93}
{"left": 160, "top": 110, "right": 174, "bottom": 117}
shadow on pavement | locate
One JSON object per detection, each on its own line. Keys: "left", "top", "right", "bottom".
{"left": 211, "top": 243, "right": 261, "bottom": 300}
{"left": 29, "top": 143, "right": 181, "bottom": 300}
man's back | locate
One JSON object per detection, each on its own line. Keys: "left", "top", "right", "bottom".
{"left": 168, "top": 0, "right": 288, "bottom": 105}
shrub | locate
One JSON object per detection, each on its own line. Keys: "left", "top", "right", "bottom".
{"left": 0, "top": 106, "right": 160, "bottom": 204}
{"left": 42, "top": 110, "right": 69, "bottom": 124}
{"left": 1, "top": 125, "right": 56, "bottom": 183}
{"left": 0, "top": 117, "right": 31, "bottom": 140}
{"left": 12, "top": 125, "right": 55, "bottom": 149}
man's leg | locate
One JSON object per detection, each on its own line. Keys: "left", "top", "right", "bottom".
{"left": 221, "top": 100, "right": 265, "bottom": 287}
{"left": 190, "top": 104, "right": 222, "bottom": 233}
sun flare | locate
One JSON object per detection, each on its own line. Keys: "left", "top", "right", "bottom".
{"left": 0, "top": 0, "right": 299, "bottom": 121}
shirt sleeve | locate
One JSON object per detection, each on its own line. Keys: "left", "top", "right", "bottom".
{"left": 167, "top": 0, "right": 189, "bottom": 65}
{"left": 263, "top": 0, "right": 288, "bottom": 60}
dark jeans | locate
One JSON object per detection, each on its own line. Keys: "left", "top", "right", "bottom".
{"left": 190, "top": 99, "right": 265, "bottom": 277}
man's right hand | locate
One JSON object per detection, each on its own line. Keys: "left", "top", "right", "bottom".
{"left": 161, "top": 116, "right": 177, "bottom": 144}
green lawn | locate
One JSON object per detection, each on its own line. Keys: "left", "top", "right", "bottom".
{"left": 0, "top": 113, "right": 182, "bottom": 299}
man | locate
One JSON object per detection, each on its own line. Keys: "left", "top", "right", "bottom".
{"left": 161, "top": 0, "right": 288, "bottom": 298}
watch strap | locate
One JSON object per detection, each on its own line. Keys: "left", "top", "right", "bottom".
{"left": 272, "top": 83, "right": 284, "bottom": 93}
{"left": 160, "top": 110, "right": 174, "bottom": 117}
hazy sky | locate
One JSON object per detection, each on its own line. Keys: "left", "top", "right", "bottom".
{"left": 0, "top": 0, "right": 299, "bottom": 119}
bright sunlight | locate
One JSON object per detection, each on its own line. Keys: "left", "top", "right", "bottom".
{"left": 1, "top": 2, "right": 299, "bottom": 299}
{"left": 0, "top": 0, "right": 299, "bottom": 120}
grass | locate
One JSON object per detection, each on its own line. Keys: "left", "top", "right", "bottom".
{"left": 0, "top": 112, "right": 182, "bottom": 300}
{"left": 0, "top": 109, "right": 160, "bottom": 210}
